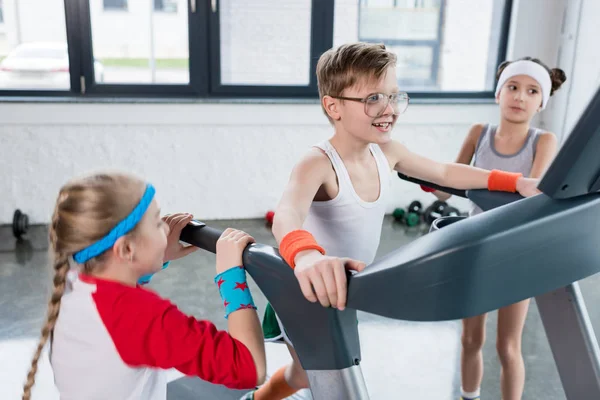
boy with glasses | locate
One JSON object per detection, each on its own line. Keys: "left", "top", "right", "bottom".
{"left": 242, "top": 42, "right": 541, "bottom": 400}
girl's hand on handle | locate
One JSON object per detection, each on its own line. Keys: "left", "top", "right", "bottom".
{"left": 516, "top": 177, "right": 542, "bottom": 197}
{"left": 216, "top": 228, "right": 265, "bottom": 386}
{"left": 216, "top": 229, "right": 255, "bottom": 273}
{"left": 163, "top": 213, "right": 199, "bottom": 262}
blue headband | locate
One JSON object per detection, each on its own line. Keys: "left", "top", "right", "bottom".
{"left": 73, "top": 184, "right": 156, "bottom": 264}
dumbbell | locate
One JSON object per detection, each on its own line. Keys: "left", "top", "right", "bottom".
{"left": 393, "top": 200, "right": 422, "bottom": 227}
{"left": 265, "top": 211, "right": 275, "bottom": 227}
{"left": 13, "top": 209, "right": 29, "bottom": 239}
{"left": 424, "top": 200, "right": 447, "bottom": 225}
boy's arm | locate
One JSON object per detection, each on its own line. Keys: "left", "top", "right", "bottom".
{"left": 431, "top": 124, "right": 484, "bottom": 201}
{"left": 386, "top": 139, "right": 540, "bottom": 197}
{"left": 272, "top": 149, "right": 366, "bottom": 310}
{"left": 529, "top": 133, "right": 558, "bottom": 179}
{"left": 272, "top": 149, "right": 330, "bottom": 244}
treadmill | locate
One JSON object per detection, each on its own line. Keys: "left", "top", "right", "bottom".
{"left": 178, "top": 85, "right": 600, "bottom": 399}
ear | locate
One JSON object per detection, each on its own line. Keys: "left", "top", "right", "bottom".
{"left": 495, "top": 93, "right": 500, "bottom": 105}
{"left": 113, "top": 235, "right": 135, "bottom": 263}
{"left": 322, "top": 95, "right": 341, "bottom": 121}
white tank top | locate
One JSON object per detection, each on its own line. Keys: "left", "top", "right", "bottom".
{"left": 302, "top": 140, "right": 391, "bottom": 264}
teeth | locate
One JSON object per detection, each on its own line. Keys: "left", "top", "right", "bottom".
{"left": 374, "top": 123, "right": 390, "bottom": 127}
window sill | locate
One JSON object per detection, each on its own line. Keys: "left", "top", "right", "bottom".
{"left": 0, "top": 94, "right": 496, "bottom": 106}
{"left": 0, "top": 96, "right": 499, "bottom": 126}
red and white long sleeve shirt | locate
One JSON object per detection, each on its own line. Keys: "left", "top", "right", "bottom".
{"left": 50, "top": 274, "right": 256, "bottom": 400}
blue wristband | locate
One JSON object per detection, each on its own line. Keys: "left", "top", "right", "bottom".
{"left": 214, "top": 266, "right": 256, "bottom": 319}
{"left": 138, "top": 261, "right": 171, "bottom": 285}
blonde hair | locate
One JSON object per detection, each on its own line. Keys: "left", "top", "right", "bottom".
{"left": 316, "top": 42, "right": 397, "bottom": 120}
{"left": 22, "top": 173, "right": 146, "bottom": 400}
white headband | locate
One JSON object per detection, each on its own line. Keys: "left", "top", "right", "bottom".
{"left": 495, "top": 60, "right": 551, "bottom": 110}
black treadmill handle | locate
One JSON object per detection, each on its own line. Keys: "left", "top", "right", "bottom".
{"left": 180, "top": 221, "right": 223, "bottom": 254}
{"left": 397, "top": 172, "right": 467, "bottom": 198}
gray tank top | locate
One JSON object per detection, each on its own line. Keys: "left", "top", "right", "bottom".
{"left": 470, "top": 124, "right": 542, "bottom": 216}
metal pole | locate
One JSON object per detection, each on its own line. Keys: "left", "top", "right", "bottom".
{"left": 536, "top": 283, "right": 600, "bottom": 399}
{"left": 307, "top": 366, "right": 370, "bottom": 400}
{"left": 149, "top": 0, "right": 156, "bottom": 83}
{"left": 14, "top": 0, "right": 22, "bottom": 45}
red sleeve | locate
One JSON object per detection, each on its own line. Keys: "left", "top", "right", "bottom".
{"left": 91, "top": 279, "right": 257, "bottom": 390}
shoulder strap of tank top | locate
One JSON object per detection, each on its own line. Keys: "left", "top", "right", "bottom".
{"left": 313, "top": 141, "right": 351, "bottom": 191}
{"left": 312, "top": 141, "right": 329, "bottom": 153}
{"left": 369, "top": 144, "right": 392, "bottom": 187}
{"left": 530, "top": 127, "right": 544, "bottom": 160}
{"left": 472, "top": 124, "right": 491, "bottom": 165}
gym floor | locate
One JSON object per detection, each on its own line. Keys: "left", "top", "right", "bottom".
{"left": 1, "top": 217, "right": 599, "bottom": 399}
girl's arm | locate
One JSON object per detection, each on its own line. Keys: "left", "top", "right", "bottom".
{"left": 90, "top": 280, "right": 263, "bottom": 390}
{"left": 529, "top": 133, "right": 559, "bottom": 178}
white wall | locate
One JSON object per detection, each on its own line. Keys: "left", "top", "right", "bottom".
{"left": 557, "top": 0, "right": 600, "bottom": 136}
{"left": 505, "top": 0, "right": 565, "bottom": 63}
{"left": 507, "top": 0, "right": 567, "bottom": 135}
{"left": 531, "top": 0, "right": 600, "bottom": 140}
{"left": 0, "top": 103, "right": 498, "bottom": 224}
{"left": 0, "top": 0, "right": 570, "bottom": 224}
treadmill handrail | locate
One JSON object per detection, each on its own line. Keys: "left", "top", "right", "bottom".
{"left": 397, "top": 172, "right": 467, "bottom": 198}
{"left": 179, "top": 191, "right": 600, "bottom": 322}
{"left": 397, "top": 173, "right": 526, "bottom": 212}
{"left": 180, "top": 224, "right": 362, "bottom": 371}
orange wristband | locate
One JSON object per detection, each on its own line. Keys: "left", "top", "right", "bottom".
{"left": 487, "top": 170, "right": 522, "bottom": 192}
{"left": 279, "top": 230, "right": 325, "bottom": 269}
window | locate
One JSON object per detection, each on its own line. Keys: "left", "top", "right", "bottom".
{"left": 104, "top": 0, "right": 128, "bottom": 11}
{"left": 208, "top": 0, "right": 334, "bottom": 97}
{"left": 0, "top": 0, "right": 70, "bottom": 92}
{"left": 154, "top": 0, "right": 178, "bottom": 13}
{"left": 0, "top": 0, "right": 512, "bottom": 99}
{"left": 335, "top": 0, "right": 511, "bottom": 96}
{"left": 357, "top": 0, "right": 443, "bottom": 89}
{"left": 91, "top": 0, "right": 188, "bottom": 84}
{"left": 218, "top": 0, "right": 312, "bottom": 86}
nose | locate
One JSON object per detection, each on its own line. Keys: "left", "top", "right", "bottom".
{"left": 513, "top": 90, "right": 524, "bottom": 102}
{"left": 381, "top": 99, "right": 395, "bottom": 116}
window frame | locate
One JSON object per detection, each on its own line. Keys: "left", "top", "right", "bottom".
{"left": 76, "top": 0, "right": 207, "bottom": 97}
{"left": 0, "top": 0, "right": 512, "bottom": 101}
{"left": 154, "top": 0, "right": 178, "bottom": 13}
{"left": 358, "top": 0, "right": 446, "bottom": 90}
{"left": 404, "top": 0, "right": 513, "bottom": 100}
{"left": 103, "top": 0, "right": 128, "bottom": 12}
{"left": 207, "top": 0, "right": 334, "bottom": 98}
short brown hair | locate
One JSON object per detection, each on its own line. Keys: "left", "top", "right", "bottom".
{"left": 316, "top": 42, "right": 397, "bottom": 118}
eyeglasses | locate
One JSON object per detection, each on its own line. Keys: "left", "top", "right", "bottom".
{"left": 330, "top": 92, "right": 410, "bottom": 117}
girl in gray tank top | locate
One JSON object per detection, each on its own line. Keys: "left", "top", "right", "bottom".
{"left": 470, "top": 124, "right": 543, "bottom": 216}
{"left": 424, "top": 57, "right": 567, "bottom": 400}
